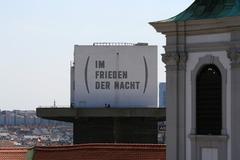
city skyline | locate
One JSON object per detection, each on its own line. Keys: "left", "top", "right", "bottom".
{"left": 0, "top": 0, "right": 193, "bottom": 110}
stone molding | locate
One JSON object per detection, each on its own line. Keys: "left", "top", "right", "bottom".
{"left": 227, "top": 48, "right": 240, "bottom": 67}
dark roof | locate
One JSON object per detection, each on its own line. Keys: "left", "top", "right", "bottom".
{"left": 30, "top": 144, "right": 166, "bottom": 160}
{"left": 36, "top": 108, "right": 166, "bottom": 122}
{"left": 164, "top": 0, "right": 240, "bottom": 22}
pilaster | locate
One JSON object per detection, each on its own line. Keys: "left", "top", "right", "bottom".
{"left": 177, "top": 53, "right": 187, "bottom": 160}
{"left": 227, "top": 48, "right": 240, "bottom": 160}
{"left": 162, "top": 53, "right": 187, "bottom": 160}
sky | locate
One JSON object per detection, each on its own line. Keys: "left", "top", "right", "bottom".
{"left": 0, "top": 0, "right": 193, "bottom": 110}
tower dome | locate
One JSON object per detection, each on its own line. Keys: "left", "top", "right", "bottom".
{"left": 164, "top": 0, "right": 240, "bottom": 22}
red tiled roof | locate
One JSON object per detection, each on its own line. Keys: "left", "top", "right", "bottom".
{"left": 0, "top": 147, "right": 28, "bottom": 160}
{"left": 32, "top": 144, "right": 166, "bottom": 160}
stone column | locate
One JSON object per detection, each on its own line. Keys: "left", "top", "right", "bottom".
{"left": 227, "top": 49, "right": 240, "bottom": 160}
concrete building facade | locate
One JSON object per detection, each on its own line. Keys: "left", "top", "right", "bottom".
{"left": 151, "top": 0, "right": 240, "bottom": 160}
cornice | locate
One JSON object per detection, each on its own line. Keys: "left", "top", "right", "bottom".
{"left": 150, "top": 16, "right": 240, "bottom": 36}
{"left": 165, "top": 42, "right": 231, "bottom": 53}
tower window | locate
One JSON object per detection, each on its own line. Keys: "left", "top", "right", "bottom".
{"left": 196, "top": 64, "right": 222, "bottom": 135}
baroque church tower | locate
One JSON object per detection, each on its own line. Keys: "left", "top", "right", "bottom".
{"left": 151, "top": 0, "right": 240, "bottom": 160}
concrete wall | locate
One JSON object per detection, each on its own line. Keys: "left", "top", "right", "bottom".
{"left": 71, "top": 45, "right": 158, "bottom": 108}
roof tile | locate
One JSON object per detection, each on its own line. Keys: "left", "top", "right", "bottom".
{"left": 32, "top": 144, "right": 166, "bottom": 160}
{"left": 0, "top": 147, "right": 28, "bottom": 160}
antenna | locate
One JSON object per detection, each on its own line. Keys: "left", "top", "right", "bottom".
{"left": 53, "top": 100, "right": 56, "bottom": 108}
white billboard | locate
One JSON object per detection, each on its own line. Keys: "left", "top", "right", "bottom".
{"left": 71, "top": 44, "right": 158, "bottom": 108}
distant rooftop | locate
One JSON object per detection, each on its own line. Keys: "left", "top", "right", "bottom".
{"left": 92, "top": 42, "right": 148, "bottom": 46}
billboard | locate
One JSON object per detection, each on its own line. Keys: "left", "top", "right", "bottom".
{"left": 71, "top": 44, "right": 158, "bottom": 108}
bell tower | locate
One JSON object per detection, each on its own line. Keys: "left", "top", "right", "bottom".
{"left": 151, "top": 0, "right": 240, "bottom": 160}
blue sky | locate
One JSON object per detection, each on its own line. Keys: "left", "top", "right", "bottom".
{"left": 0, "top": 0, "right": 193, "bottom": 110}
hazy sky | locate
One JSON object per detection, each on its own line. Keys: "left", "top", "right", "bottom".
{"left": 0, "top": 0, "right": 193, "bottom": 110}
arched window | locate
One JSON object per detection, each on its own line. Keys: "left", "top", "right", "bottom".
{"left": 196, "top": 64, "right": 222, "bottom": 135}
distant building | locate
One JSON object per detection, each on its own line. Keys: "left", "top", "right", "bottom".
{"left": 159, "top": 83, "right": 166, "bottom": 108}
{"left": 37, "top": 42, "right": 165, "bottom": 144}
{"left": 0, "top": 110, "right": 67, "bottom": 126}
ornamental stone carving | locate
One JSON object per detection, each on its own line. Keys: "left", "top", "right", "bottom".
{"left": 162, "top": 53, "right": 188, "bottom": 70}
{"left": 162, "top": 53, "right": 179, "bottom": 65}
{"left": 178, "top": 53, "right": 188, "bottom": 70}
